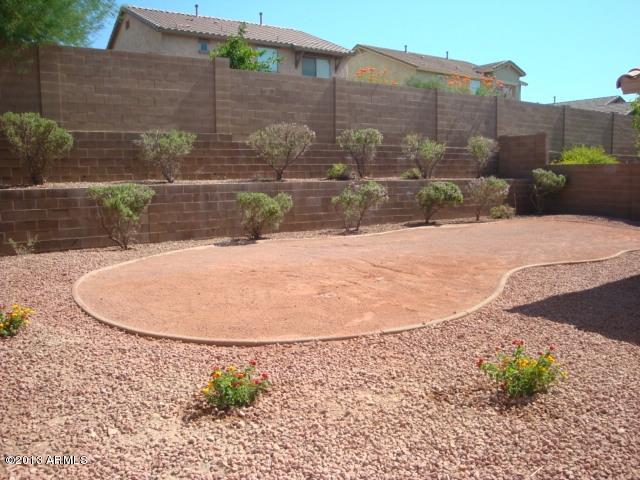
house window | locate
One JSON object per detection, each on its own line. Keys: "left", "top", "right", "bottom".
{"left": 470, "top": 80, "right": 480, "bottom": 94}
{"left": 257, "top": 47, "right": 278, "bottom": 72}
{"left": 302, "top": 57, "right": 331, "bottom": 78}
{"left": 198, "top": 40, "right": 209, "bottom": 54}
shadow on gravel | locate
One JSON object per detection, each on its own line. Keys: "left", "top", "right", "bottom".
{"left": 509, "top": 274, "right": 640, "bottom": 345}
{"left": 213, "top": 238, "right": 257, "bottom": 247}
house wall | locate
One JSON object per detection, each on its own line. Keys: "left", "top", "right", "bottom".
{"left": 345, "top": 49, "right": 415, "bottom": 84}
{"left": 111, "top": 13, "right": 344, "bottom": 78}
{"left": 111, "top": 13, "right": 163, "bottom": 53}
{"left": 492, "top": 65, "right": 522, "bottom": 100}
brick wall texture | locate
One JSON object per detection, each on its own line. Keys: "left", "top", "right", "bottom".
{"left": 0, "top": 179, "right": 531, "bottom": 255}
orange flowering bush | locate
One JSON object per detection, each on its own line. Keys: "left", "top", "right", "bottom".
{"left": 478, "top": 340, "right": 567, "bottom": 398}
{"left": 0, "top": 304, "right": 34, "bottom": 337}
{"left": 355, "top": 66, "right": 398, "bottom": 86}
{"left": 202, "top": 361, "right": 269, "bottom": 410}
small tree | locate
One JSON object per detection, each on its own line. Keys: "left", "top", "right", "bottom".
{"left": 531, "top": 169, "right": 566, "bottom": 214}
{"left": 467, "top": 176, "right": 510, "bottom": 221}
{"left": 135, "top": 130, "right": 196, "bottom": 183}
{"left": 632, "top": 96, "right": 640, "bottom": 154}
{"left": 467, "top": 135, "right": 498, "bottom": 177}
{"left": 331, "top": 181, "right": 388, "bottom": 233}
{"left": 88, "top": 184, "right": 155, "bottom": 250}
{"left": 415, "top": 182, "right": 463, "bottom": 224}
{"left": 336, "top": 128, "right": 383, "bottom": 178}
{"left": 247, "top": 123, "right": 316, "bottom": 181}
{"left": 0, "top": 112, "right": 73, "bottom": 185}
{"left": 401, "top": 134, "right": 447, "bottom": 178}
{"left": 236, "top": 192, "right": 293, "bottom": 240}
{"left": 210, "top": 23, "right": 280, "bottom": 71}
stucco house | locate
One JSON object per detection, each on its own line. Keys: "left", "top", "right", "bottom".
{"left": 107, "top": 6, "right": 350, "bottom": 78}
{"left": 346, "top": 45, "right": 526, "bottom": 99}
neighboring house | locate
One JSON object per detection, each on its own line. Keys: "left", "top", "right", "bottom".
{"left": 553, "top": 96, "right": 634, "bottom": 115}
{"left": 107, "top": 6, "right": 350, "bottom": 78}
{"left": 616, "top": 67, "right": 640, "bottom": 94}
{"left": 346, "top": 45, "right": 527, "bottom": 99}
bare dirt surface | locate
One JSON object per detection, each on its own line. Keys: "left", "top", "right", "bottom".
{"left": 73, "top": 217, "right": 640, "bottom": 343}
{"left": 1, "top": 216, "right": 639, "bottom": 479}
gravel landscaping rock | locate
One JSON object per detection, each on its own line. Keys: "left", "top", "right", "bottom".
{"left": 1, "top": 216, "right": 638, "bottom": 479}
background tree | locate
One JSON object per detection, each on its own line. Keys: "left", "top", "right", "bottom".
{"left": 210, "top": 23, "right": 280, "bottom": 71}
{"left": 632, "top": 96, "right": 640, "bottom": 154}
{"left": 0, "top": 0, "right": 116, "bottom": 60}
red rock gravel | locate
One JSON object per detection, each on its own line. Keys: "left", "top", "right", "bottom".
{"left": 1, "top": 217, "right": 639, "bottom": 479}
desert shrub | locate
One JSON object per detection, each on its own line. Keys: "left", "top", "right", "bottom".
{"left": 236, "top": 192, "right": 293, "bottom": 239}
{"left": 415, "top": 181, "right": 463, "bottom": 224}
{"left": 467, "top": 135, "right": 498, "bottom": 177}
{"left": 0, "top": 304, "right": 34, "bottom": 337}
{"left": 88, "top": 183, "right": 155, "bottom": 250}
{"left": 326, "top": 163, "right": 351, "bottom": 180}
{"left": 401, "top": 134, "right": 446, "bottom": 179}
{"left": 331, "top": 181, "right": 388, "bottom": 232}
{"left": 400, "top": 167, "right": 421, "bottom": 179}
{"left": 247, "top": 123, "right": 315, "bottom": 181}
{"left": 467, "top": 176, "right": 510, "bottom": 221}
{"left": 202, "top": 361, "right": 269, "bottom": 411}
{"left": 336, "top": 128, "right": 383, "bottom": 178}
{"left": 490, "top": 204, "right": 516, "bottom": 219}
{"left": 555, "top": 145, "right": 618, "bottom": 165}
{"left": 0, "top": 112, "right": 73, "bottom": 185}
{"left": 531, "top": 168, "right": 566, "bottom": 214}
{"left": 8, "top": 234, "right": 38, "bottom": 255}
{"left": 478, "top": 340, "right": 566, "bottom": 399}
{"left": 406, "top": 75, "right": 445, "bottom": 90}
{"left": 135, "top": 130, "right": 196, "bottom": 183}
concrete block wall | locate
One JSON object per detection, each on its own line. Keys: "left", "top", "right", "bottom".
{"left": 0, "top": 179, "right": 531, "bottom": 255}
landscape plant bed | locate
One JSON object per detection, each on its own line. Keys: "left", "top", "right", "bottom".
{"left": 1, "top": 215, "right": 638, "bottom": 478}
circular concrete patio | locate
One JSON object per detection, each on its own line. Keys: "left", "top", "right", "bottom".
{"left": 73, "top": 218, "right": 640, "bottom": 344}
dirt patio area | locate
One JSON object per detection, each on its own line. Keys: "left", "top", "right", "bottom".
{"left": 73, "top": 217, "right": 640, "bottom": 344}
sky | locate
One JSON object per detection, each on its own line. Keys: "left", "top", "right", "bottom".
{"left": 91, "top": 0, "right": 639, "bottom": 104}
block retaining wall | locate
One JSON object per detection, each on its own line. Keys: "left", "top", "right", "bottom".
{"left": 0, "top": 179, "right": 530, "bottom": 255}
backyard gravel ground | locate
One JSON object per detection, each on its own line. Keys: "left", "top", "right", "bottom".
{"left": 1, "top": 215, "right": 639, "bottom": 479}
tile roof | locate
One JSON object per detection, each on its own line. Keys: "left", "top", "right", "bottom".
{"left": 115, "top": 5, "right": 350, "bottom": 56}
{"left": 554, "top": 96, "right": 633, "bottom": 115}
{"left": 356, "top": 45, "right": 526, "bottom": 80}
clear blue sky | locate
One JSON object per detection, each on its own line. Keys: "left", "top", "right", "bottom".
{"left": 91, "top": 0, "right": 638, "bottom": 104}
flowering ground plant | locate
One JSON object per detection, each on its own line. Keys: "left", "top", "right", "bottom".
{"left": 0, "top": 304, "right": 34, "bottom": 337}
{"left": 477, "top": 340, "right": 566, "bottom": 398}
{"left": 202, "top": 361, "right": 269, "bottom": 410}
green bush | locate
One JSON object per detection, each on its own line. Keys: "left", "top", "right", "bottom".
{"left": 202, "top": 362, "right": 269, "bottom": 411}
{"left": 326, "top": 163, "right": 351, "bottom": 180}
{"left": 467, "top": 176, "right": 510, "bottom": 221}
{"left": 400, "top": 167, "right": 421, "bottom": 179}
{"left": 531, "top": 168, "right": 566, "bottom": 214}
{"left": 247, "top": 123, "right": 315, "bottom": 181}
{"left": 401, "top": 134, "right": 446, "bottom": 178}
{"left": 467, "top": 135, "right": 498, "bottom": 177}
{"left": 135, "top": 130, "right": 196, "bottom": 183}
{"left": 415, "top": 181, "right": 463, "bottom": 224}
{"left": 210, "top": 23, "right": 280, "bottom": 72}
{"left": 236, "top": 192, "right": 293, "bottom": 239}
{"left": 406, "top": 75, "right": 445, "bottom": 90}
{"left": 331, "top": 181, "right": 388, "bottom": 232}
{"left": 555, "top": 145, "right": 618, "bottom": 165}
{"left": 88, "top": 183, "right": 155, "bottom": 250}
{"left": 490, "top": 204, "right": 516, "bottom": 219}
{"left": 0, "top": 112, "right": 73, "bottom": 185}
{"left": 336, "top": 128, "right": 383, "bottom": 178}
